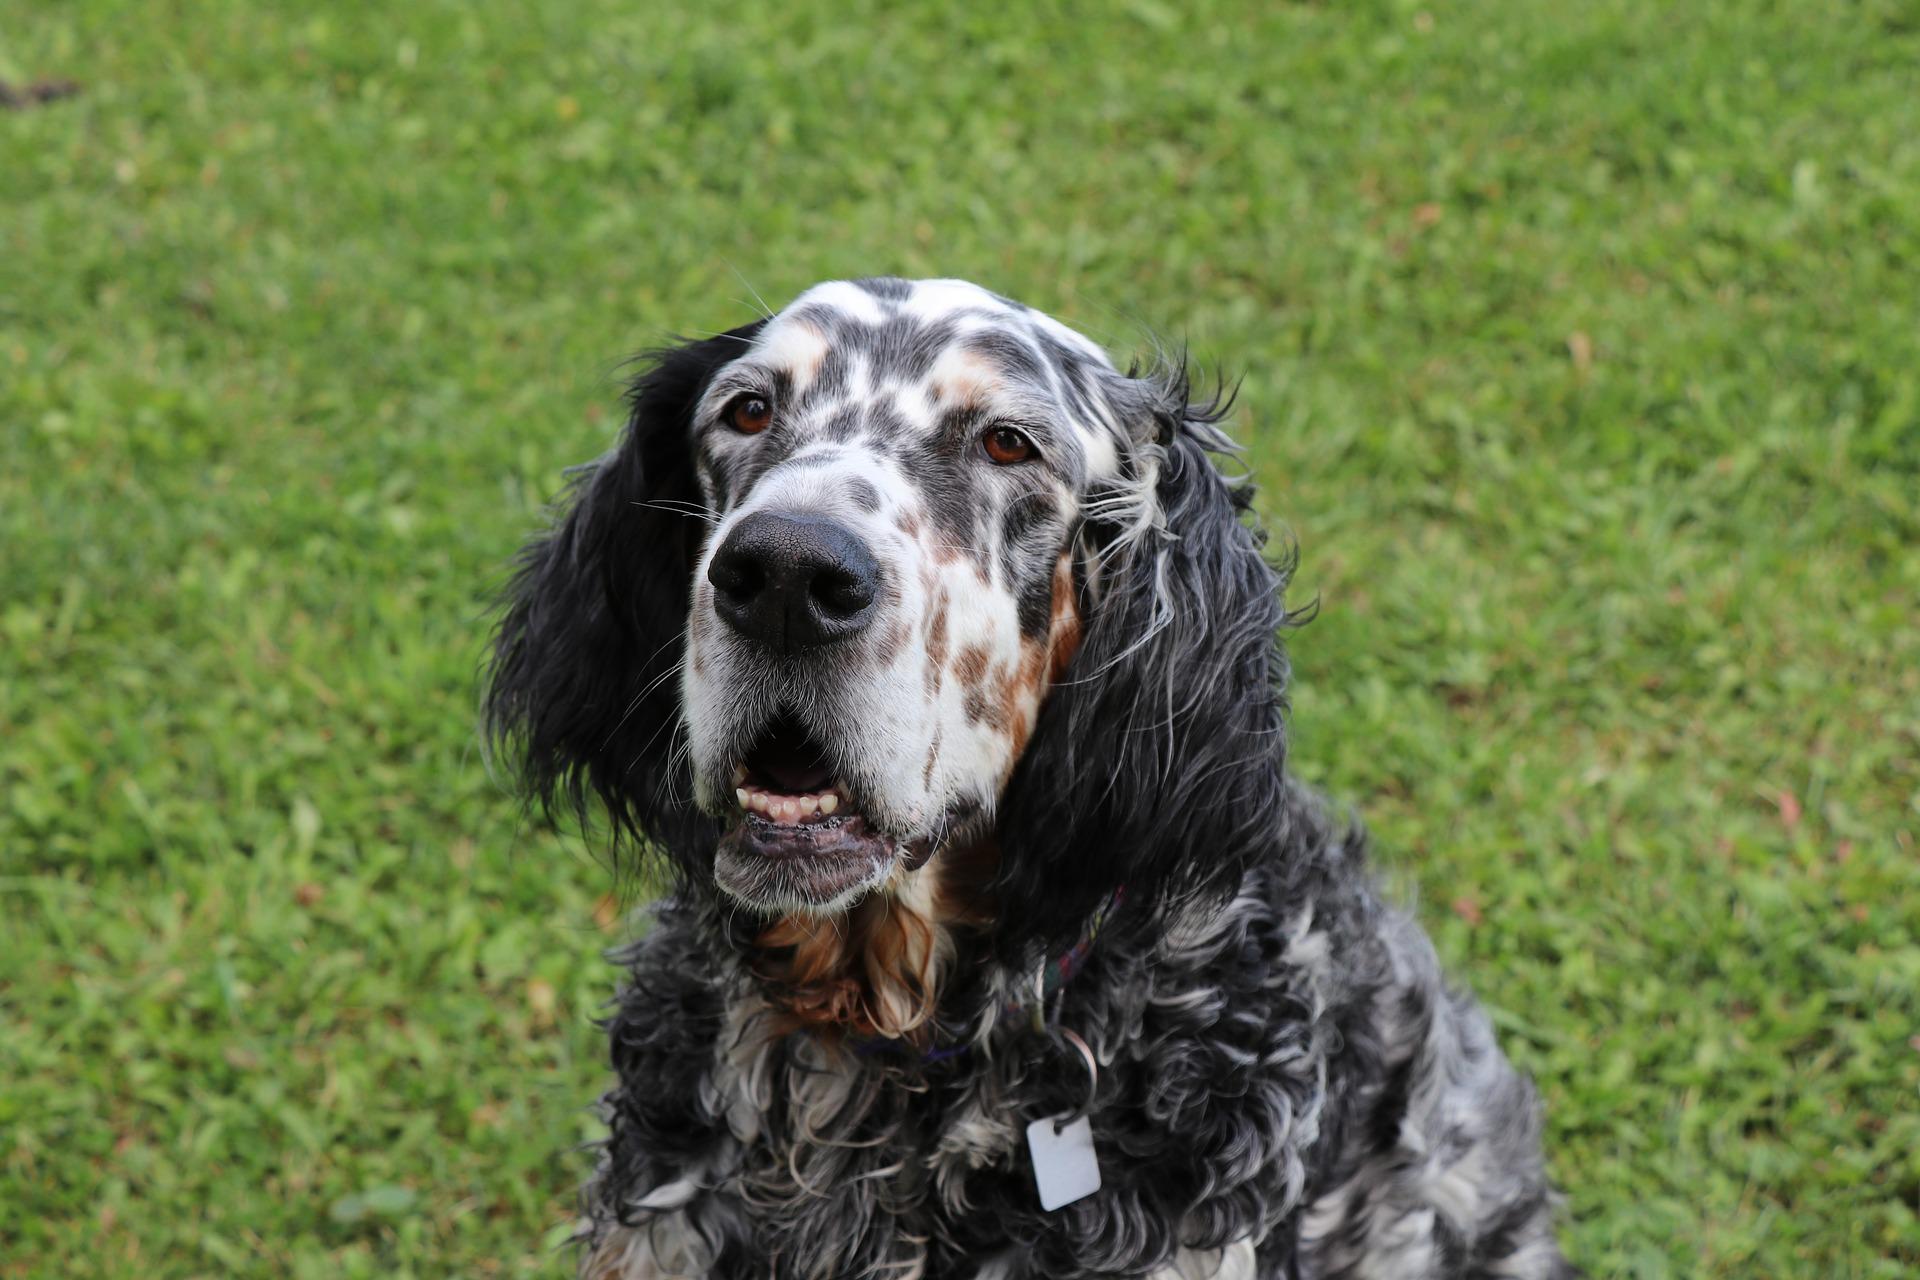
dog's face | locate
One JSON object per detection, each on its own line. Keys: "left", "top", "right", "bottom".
{"left": 681, "top": 280, "right": 1143, "bottom": 913}
{"left": 490, "top": 277, "right": 1287, "bottom": 950}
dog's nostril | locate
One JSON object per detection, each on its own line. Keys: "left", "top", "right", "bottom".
{"left": 709, "top": 552, "right": 764, "bottom": 604}
{"left": 811, "top": 567, "right": 874, "bottom": 620}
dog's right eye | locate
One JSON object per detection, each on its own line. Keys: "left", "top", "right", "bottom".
{"left": 727, "top": 395, "right": 773, "bottom": 435}
{"left": 982, "top": 425, "right": 1037, "bottom": 465}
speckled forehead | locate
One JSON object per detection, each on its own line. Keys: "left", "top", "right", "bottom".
{"left": 718, "top": 278, "right": 1126, "bottom": 480}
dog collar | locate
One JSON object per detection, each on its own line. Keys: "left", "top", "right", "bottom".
{"left": 1011, "top": 884, "right": 1125, "bottom": 1034}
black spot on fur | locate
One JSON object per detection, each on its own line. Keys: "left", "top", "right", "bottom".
{"left": 870, "top": 317, "right": 959, "bottom": 384}
{"left": 846, "top": 477, "right": 882, "bottom": 513}
{"left": 1001, "top": 491, "right": 1060, "bottom": 638}
{"left": 919, "top": 448, "right": 983, "bottom": 557}
{"left": 964, "top": 330, "right": 1046, "bottom": 385}
{"left": 790, "top": 302, "right": 851, "bottom": 336}
{"left": 805, "top": 349, "right": 852, "bottom": 406}
{"left": 862, "top": 402, "right": 913, "bottom": 443}
{"left": 820, "top": 404, "right": 863, "bottom": 443}
{"left": 853, "top": 275, "right": 913, "bottom": 301}
{"left": 767, "top": 366, "right": 796, "bottom": 413}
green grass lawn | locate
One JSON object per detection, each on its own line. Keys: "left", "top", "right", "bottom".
{"left": 4, "top": 0, "right": 1917, "bottom": 1274}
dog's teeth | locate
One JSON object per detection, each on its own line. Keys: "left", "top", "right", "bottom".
{"left": 738, "top": 785, "right": 843, "bottom": 823}
{"left": 731, "top": 764, "right": 747, "bottom": 787}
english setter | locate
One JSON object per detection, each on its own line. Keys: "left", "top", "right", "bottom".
{"left": 487, "top": 278, "right": 1576, "bottom": 1279}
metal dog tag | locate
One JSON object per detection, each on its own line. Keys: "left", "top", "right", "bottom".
{"left": 1026, "top": 1115, "right": 1101, "bottom": 1211}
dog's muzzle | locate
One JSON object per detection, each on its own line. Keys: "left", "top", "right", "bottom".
{"left": 704, "top": 509, "right": 902, "bottom": 910}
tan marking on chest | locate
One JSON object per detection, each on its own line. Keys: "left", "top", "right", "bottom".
{"left": 753, "top": 865, "right": 953, "bottom": 1042}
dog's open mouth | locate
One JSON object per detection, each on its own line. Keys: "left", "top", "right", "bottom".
{"left": 730, "top": 712, "right": 851, "bottom": 824}
{"left": 712, "top": 713, "right": 898, "bottom": 910}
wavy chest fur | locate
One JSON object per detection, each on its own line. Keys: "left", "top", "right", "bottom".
{"left": 580, "top": 867, "right": 1349, "bottom": 1280}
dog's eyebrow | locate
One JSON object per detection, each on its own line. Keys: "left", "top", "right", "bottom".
{"left": 704, "top": 367, "right": 769, "bottom": 400}
{"left": 959, "top": 393, "right": 1067, "bottom": 449}
{"left": 957, "top": 329, "right": 1048, "bottom": 384}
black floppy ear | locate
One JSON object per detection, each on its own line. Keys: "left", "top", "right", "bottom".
{"left": 991, "top": 368, "right": 1296, "bottom": 957}
{"left": 485, "top": 320, "right": 765, "bottom": 865}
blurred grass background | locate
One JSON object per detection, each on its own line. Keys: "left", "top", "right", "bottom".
{"left": 3, "top": 0, "right": 1917, "bottom": 1275}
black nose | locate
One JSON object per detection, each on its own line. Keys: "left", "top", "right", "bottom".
{"left": 707, "top": 512, "right": 881, "bottom": 654}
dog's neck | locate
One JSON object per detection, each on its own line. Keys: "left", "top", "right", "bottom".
{"left": 749, "top": 840, "right": 999, "bottom": 1043}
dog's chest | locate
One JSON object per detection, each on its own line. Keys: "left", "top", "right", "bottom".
{"left": 585, "top": 892, "right": 1342, "bottom": 1279}
{"left": 712, "top": 1012, "right": 1030, "bottom": 1194}
{"left": 629, "top": 1019, "right": 1041, "bottom": 1278}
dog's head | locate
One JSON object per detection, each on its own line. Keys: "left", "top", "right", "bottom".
{"left": 489, "top": 278, "right": 1290, "bottom": 955}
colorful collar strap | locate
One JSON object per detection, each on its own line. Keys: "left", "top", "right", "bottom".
{"left": 1010, "top": 884, "right": 1125, "bottom": 1034}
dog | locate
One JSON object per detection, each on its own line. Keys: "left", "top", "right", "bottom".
{"left": 486, "top": 278, "right": 1576, "bottom": 1278}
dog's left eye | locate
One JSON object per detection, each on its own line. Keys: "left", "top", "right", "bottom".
{"left": 982, "top": 426, "right": 1036, "bottom": 465}
{"left": 727, "top": 394, "right": 773, "bottom": 435}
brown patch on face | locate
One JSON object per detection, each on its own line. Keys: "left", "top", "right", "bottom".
{"left": 897, "top": 508, "right": 922, "bottom": 540}
{"left": 957, "top": 643, "right": 1003, "bottom": 729}
{"left": 877, "top": 618, "right": 911, "bottom": 666}
{"left": 963, "top": 686, "right": 1003, "bottom": 730}
{"left": 995, "top": 554, "right": 1083, "bottom": 773}
{"left": 954, "top": 643, "right": 990, "bottom": 691}
{"left": 1045, "top": 553, "right": 1084, "bottom": 684}
{"left": 923, "top": 727, "right": 942, "bottom": 788}
{"left": 931, "top": 349, "right": 1001, "bottom": 411}
{"left": 998, "top": 640, "right": 1050, "bottom": 763}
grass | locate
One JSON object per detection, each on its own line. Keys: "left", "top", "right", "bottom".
{"left": 3, "top": 0, "right": 1916, "bottom": 1274}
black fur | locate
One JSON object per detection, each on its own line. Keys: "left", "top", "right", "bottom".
{"left": 487, "top": 321, "right": 765, "bottom": 872}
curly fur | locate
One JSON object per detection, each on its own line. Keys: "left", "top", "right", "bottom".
{"left": 486, "top": 278, "right": 1576, "bottom": 1279}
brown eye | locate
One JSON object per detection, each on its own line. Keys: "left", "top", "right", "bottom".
{"left": 982, "top": 426, "right": 1036, "bottom": 465}
{"left": 728, "top": 395, "right": 773, "bottom": 435}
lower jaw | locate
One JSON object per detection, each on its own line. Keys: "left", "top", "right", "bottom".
{"left": 712, "top": 814, "right": 899, "bottom": 912}
{"left": 709, "top": 795, "right": 985, "bottom": 911}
